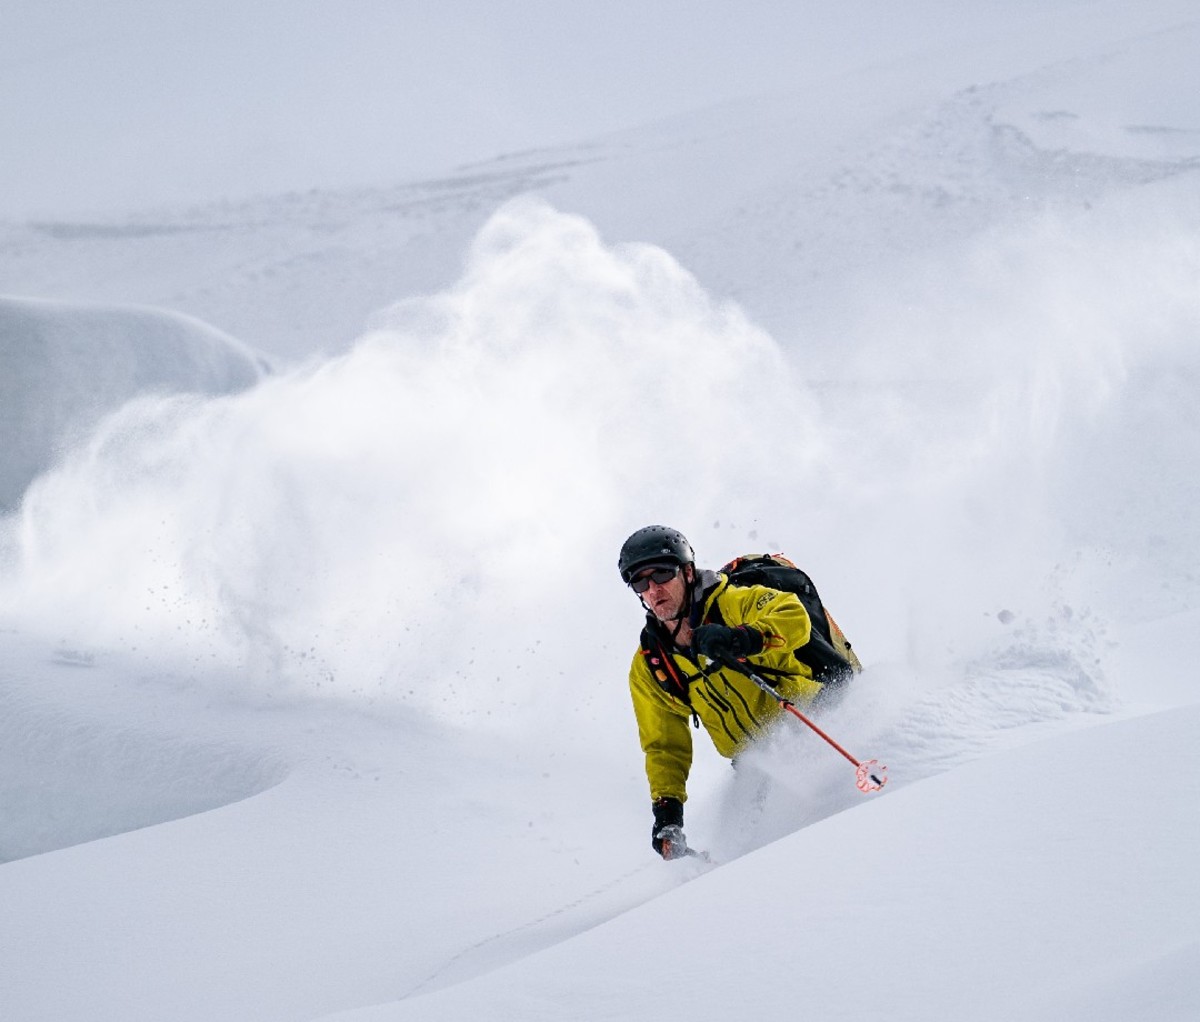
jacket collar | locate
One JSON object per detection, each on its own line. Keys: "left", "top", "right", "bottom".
{"left": 688, "top": 569, "right": 724, "bottom": 628}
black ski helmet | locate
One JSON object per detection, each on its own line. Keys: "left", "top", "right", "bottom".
{"left": 618, "top": 526, "right": 695, "bottom": 584}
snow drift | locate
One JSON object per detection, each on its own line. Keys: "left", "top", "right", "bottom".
{"left": 0, "top": 295, "right": 267, "bottom": 511}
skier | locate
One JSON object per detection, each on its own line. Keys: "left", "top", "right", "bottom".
{"left": 619, "top": 524, "right": 853, "bottom": 859}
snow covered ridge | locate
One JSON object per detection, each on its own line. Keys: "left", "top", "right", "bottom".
{"left": 0, "top": 295, "right": 268, "bottom": 512}
{"left": 3, "top": 13, "right": 1199, "bottom": 367}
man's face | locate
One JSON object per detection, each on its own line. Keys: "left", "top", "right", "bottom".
{"left": 631, "top": 563, "right": 689, "bottom": 621}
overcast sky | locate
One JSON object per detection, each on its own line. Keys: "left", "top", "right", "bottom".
{"left": 2, "top": 0, "right": 1060, "bottom": 220}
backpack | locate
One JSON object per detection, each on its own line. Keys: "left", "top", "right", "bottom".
{"left": 720, "top": 553, "right": 861, "bottom": 686}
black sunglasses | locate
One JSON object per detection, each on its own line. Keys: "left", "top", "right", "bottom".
{"left": 629, "top": 565, "right": 680, "bottom": 593}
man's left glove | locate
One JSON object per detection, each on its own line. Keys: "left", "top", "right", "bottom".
{"left": 693, "top": 623, "right": 763, "bottom": 662}
{"left": 651, "top": 797, "right": 688, "bottom": 859}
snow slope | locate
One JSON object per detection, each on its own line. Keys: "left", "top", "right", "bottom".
{"left": 1, "top": 3, "right": 1199, "bottom": 1021}
{"left": 318, "top": 705, "right": 1200, "bottom": 1022}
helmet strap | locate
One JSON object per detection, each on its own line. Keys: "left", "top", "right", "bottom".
{"left": 665, "top": 565, "right": 695, "bottom": 644}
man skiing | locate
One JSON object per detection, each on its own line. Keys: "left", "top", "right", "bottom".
{"left": 619, "top": 524, "right": 856, "bottom": 859}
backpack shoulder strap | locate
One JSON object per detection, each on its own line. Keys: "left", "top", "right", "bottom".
{"left": 639, "top": 625, "right": 693, "bottom": 705}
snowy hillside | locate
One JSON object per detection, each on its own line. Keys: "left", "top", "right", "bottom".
{"left": 2, "top": 3, "right": 1199, "bottom": 1021}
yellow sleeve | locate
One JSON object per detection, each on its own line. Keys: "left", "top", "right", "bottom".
{"left": 735, "top": 585, "right": 810, "bottom": 659}
{"left": 628, "top": 648, "right": 694, "bottom": 804}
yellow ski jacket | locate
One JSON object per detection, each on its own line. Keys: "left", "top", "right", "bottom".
{"left": 628, "top": 570, "right": 829, "bottom": 804}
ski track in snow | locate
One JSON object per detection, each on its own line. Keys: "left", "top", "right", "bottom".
{"left": 401, "top": 860, "right": 686, "bottom": 998}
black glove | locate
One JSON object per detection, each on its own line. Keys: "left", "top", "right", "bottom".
{"left": 693, "top": 623, "right": 762, "bottom": 662}
{"left": 651, "top": 797, "right": 686, "bottom": 859}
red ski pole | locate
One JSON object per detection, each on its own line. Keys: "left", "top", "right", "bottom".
{"left": 721, "top": 657, "right": 887, "bottom": 792}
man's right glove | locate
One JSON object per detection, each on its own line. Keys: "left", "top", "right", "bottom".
{"left": 651, "top": 797, "right": 688, "bottom": 859}
{"left": 693, "top": 623, "right": 763, "bottom": 662}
